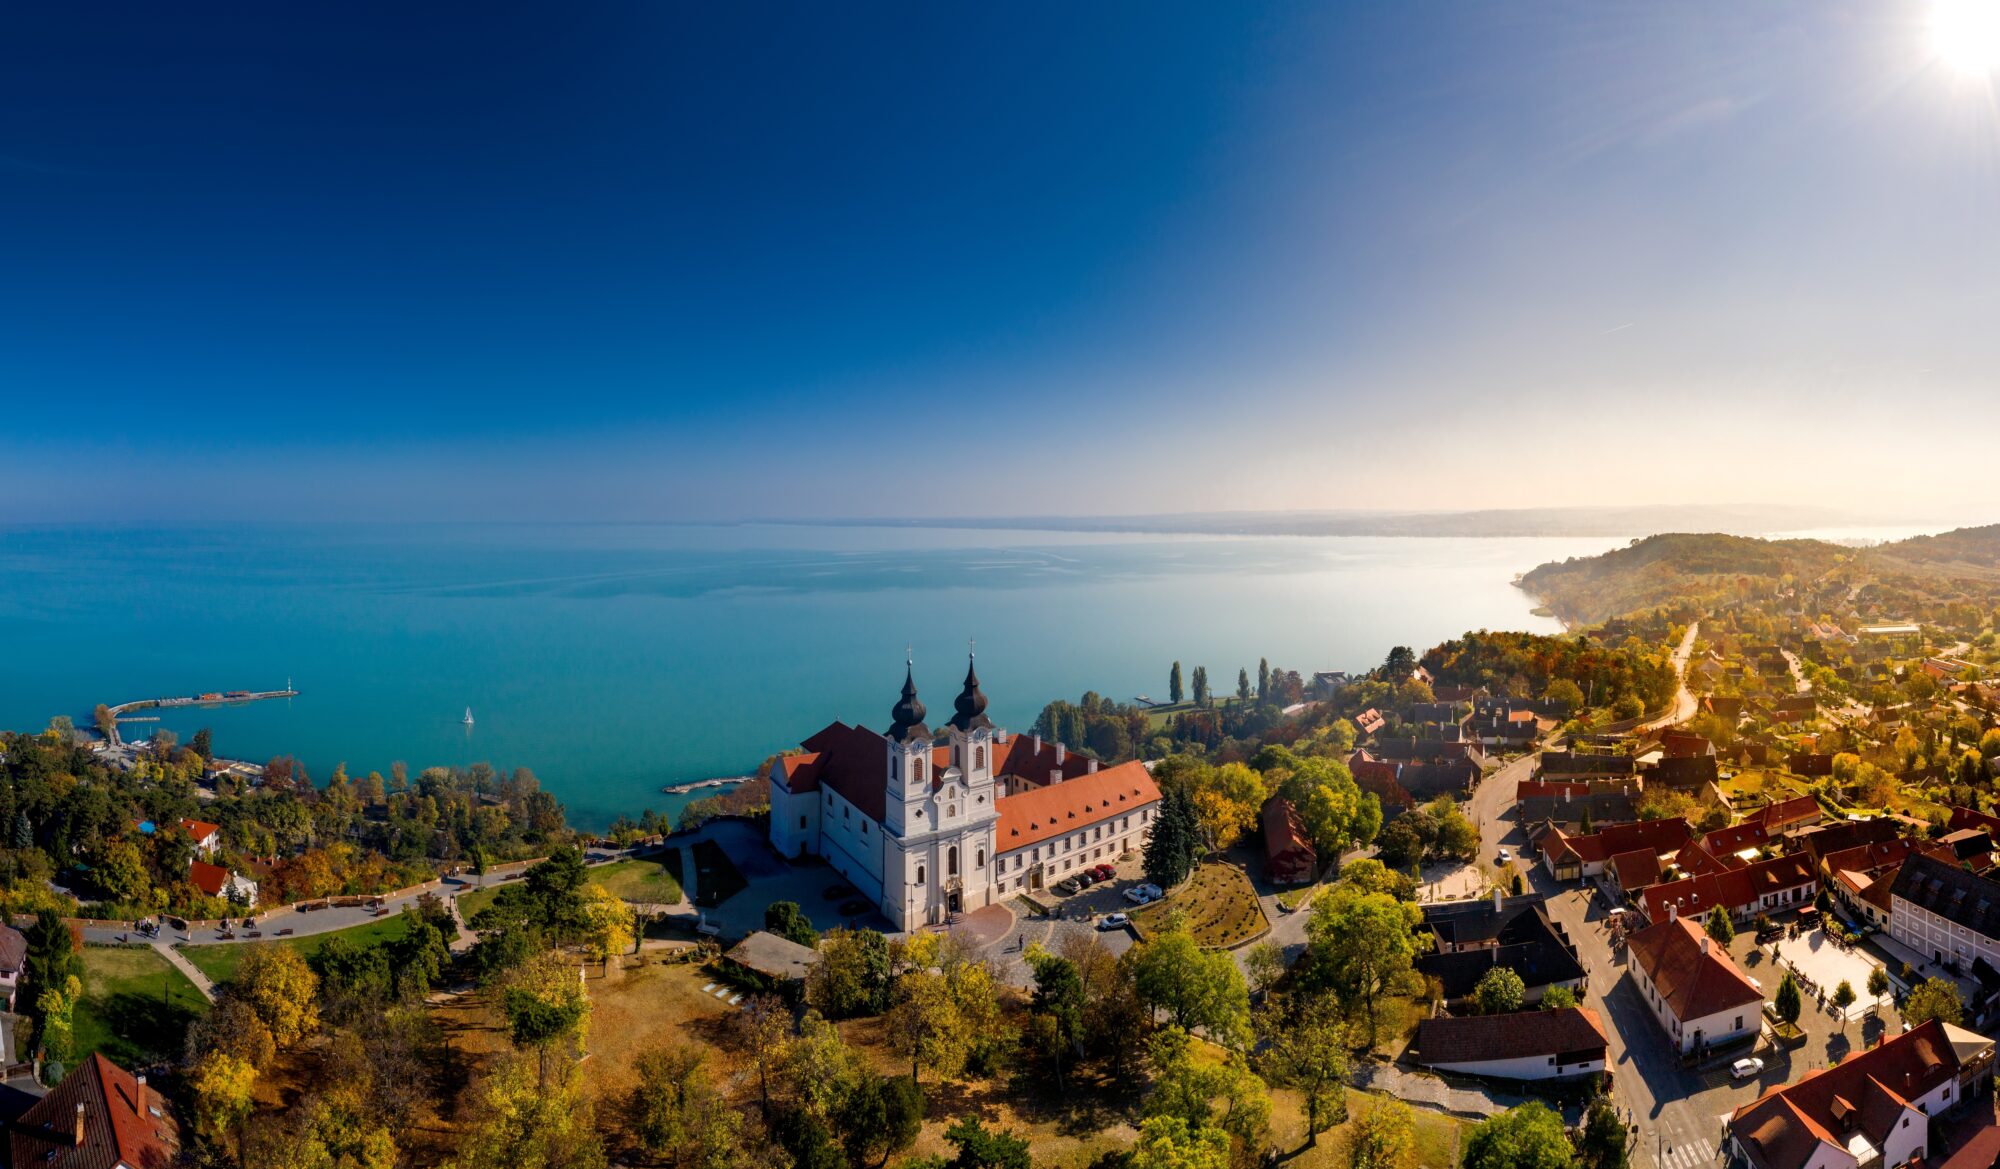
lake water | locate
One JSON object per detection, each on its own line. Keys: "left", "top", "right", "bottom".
{"left": 0, "top": 523, "right": 1624, "bottom": 829}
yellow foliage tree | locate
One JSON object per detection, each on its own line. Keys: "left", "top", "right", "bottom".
{"left": 579, "top": 884, "right": 635, "bottom": 967}
{"left": 237, "top": 945, "right": 321, "bottom": 1049}
{"left": 191, "top": 1050, "right": 258, "bottom": 1153}
{"left": 445, "top": 1055, "right": 606, "bottom": 1169}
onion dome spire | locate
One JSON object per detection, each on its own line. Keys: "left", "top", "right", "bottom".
{"left": 887, "top": 653, "right": 930, "bottom": 743}
{"left": 950, "top": 643, "right": 992, "bottom": 732}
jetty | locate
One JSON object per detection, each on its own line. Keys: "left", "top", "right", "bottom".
{"left": 662, "top": 776, "right": 753, "bottom": 796}
{"left": 101, "top": 688, "right": 298, "bottom": 746}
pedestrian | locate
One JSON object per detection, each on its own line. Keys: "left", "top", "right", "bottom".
{"left": 1017, "top": 932, "right": 1023, "bottom": 951}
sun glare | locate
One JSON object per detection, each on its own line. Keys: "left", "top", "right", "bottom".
{"left": 1933, "top": 0, "right": 2000, "bottom": 75}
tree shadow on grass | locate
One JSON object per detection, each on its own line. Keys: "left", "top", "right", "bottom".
{"left": 83, "top": 990, "right": 204, "bottom": 1065}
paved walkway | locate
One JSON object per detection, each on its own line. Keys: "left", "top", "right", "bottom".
{"left": 154, "top": 941, "right": 216, "bottom": 1002}
{"left": 1352, "top": 1061, "right": 1527, "bottom": 1120}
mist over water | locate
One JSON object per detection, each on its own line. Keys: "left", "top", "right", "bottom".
{"left": 0, "top": 523, "right": 1618, "bottom": 829}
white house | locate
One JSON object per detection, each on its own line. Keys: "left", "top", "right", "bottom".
{"left": 0, "top": 923, "right": 24, "bottom": 1011}
{"left": 1625, "top": 914, "right": 1764, "bottom": 1056}
{"left": 1888, "top": 852, "right": 2000, "bottom": 974}
{"left": 1728, "top": 1019, "right": 1994, "bottom": 1169}
{"left": 1411, "top": 1007, "right": 1609, "bottom": 1081}
{"left": 768, "top": 656, "right": 1162, "bottom": 930}
{"left": 181, "top": 818, "right": 222, "bottom": 858}
{"left": 190, "top": 859, "right": 258, "bottom": 906}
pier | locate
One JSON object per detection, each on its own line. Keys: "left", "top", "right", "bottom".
{"left": 101, "top": 688, "right": 298, "bottom": 746}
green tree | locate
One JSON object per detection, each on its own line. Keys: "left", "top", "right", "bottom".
{"left": 444, "top": 1055, "right": 607, "bottom": 1169}
{"left": 1237, "top": 669, "right": 1251, "bottom": 702}
{"left": 836, "top": 1071, "right": 922, "bottom": 1168}
{"left": 1347, "top": 1099, "right": 1417, "bottom": 1169}
{"left": 1575, "top": 1098, "right": 1630, "bottom": 1169}
{"left": 1305, "top": 886, "right": 1422, "bottom": 1042}
{"left": 1868, "top": 966, "right": 1891, "bottom": 1016}
{"left": 1257, "top": 658, "right": 1272, "bottom": 703}
{"left": 1170, "top": 662, "right": 1184, "bottom": 705}
{"left": 1705, "top": 908, "right": 1734, "bottom": 947}
{"left": 1462, "top": 1102, "right": 1575, "bottom": 1169}
{"left": 1129, "top": 1114, "right": 1230, "bottom": 1169}
{"left": 1145, "top": 1026, "right": 1270, "bottom": 1153}
{"left": 1255, "top": 995, "right": 1347, "bottom": 1147}
{"left": 1142, "top": 786, "right": 1201, "bottom": 889}
{"left": 939, "top": 1116, "right": 1032, "bottom": 1169}
{"left": 1904, "top": 977, "right": 1963, "bottom": 1027}
{"left": 627, "top": 1043, "right": 742, "bottom": 1164}
{"left": 1128, "top": 924, "right": 1251, "bottom": 1047}
{"left": 1381, "top": 646, "right": 1416, "bottom": 682}
{"left": 1192, "top": 666, "right": 1210, "bottom": 708}
{"left": 1832, "top": 980, "right": 1857, "bottom": 1032}
{"left": 1025, "top": 949, "right": 1086, "bottom": 1085}
{"left": 805, "top": 927, "right": 894, "bottom": 1019}
{"left": 1475, "top": 966, "right": 1526, "bottom": 1015}
{"left": 764, "top": 900, "right": 820, "bottom": 948}
{"left": 1540, "top": 985, "right": 1578, "bottom": 1010}
{"left": 502, "top": 953, "right": 591, "bottom": 1083}
{"left": 1774, "top": 972, "right": 1803, "bottom": 1027}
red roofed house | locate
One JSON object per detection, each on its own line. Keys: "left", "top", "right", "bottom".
{"left": 1540, "top": 818, "right": 1693, "bottom": 883}
{"left": 1626, "top": 915, "right": 1765, "bottom": 1055}
{"left": 1727, "top": 1018, "right": 1995, "bottom": 1169}
{"left": 180, "top": 818, "right": 222, "bottom": 858}
{"left": 1636, "top": 853, "right": 1817, "bottom": 926}
{"left": 1411, "top": 1007, "right": 1610, "bottom": 1081}
{"left": 188, "top": 860, "right": 258, "bottom": 906}
{"left": 1261, "top": 796, "right": 1317, "bottom": 886}
{"left": 768, "top": 657, "right": 1161, "bottom": 929}
{"left": 9, "top": 1051, "right": 181, "bottom": 1169}
{"left": 1756, "top": 796, "right": 1825, "bottom": 836}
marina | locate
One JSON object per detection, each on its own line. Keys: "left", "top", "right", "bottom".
{"left": 661, "top": 776, "right": 753, "bottom": 795}
{"left": 101, "top": 688, "right": 299, "bottom": 747}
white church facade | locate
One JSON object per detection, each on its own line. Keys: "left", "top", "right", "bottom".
{"left": 768, "top": 656, "right": 1163, "bottom": 930}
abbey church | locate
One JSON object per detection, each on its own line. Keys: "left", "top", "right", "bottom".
{"left": 767, "top": 656, "right": 1163, "bottom": 929}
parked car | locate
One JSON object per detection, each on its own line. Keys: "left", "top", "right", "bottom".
{"left": 1092, "top": 864, "right": 1116, "bottom": 880}
{"left": 1495, "top": 847, "right": 1511, "bottom": 863}
{"left": 1124, "top": 884, "right": 1164, "bottom": 905}
{"left": 1731, "top": 1058, "right": 1765, "bottom": 1080}
{"left": 1055, "top": 878, "right": 1081, "bottom": 896}
{"left": 1098, "top": 912, "right": 1130, "bottom": 931}
{"left": 1076, "top": 870, "right": 1098, "bottom": 887}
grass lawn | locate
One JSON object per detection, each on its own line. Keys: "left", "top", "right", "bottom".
{"left": 590, "top": 855, "right": 684, "bottom": 905}
{"left": 181, "top": 914, "right": 414, "bottom": 985}
{"left": 690, "top": 839, "right": 747, "bottom": 907}
{"left": 1130, "top": 862, "right": 1269, "bottom": 948}
{"left": 74, "top": 945, "right": 208, "bottom": 1066}
{"left": 1277, "top": 881, "right": 1325, "bottom": 913}
{"left": 1264, "top": 1088, "right": 1469, "bottom": 1168}
{"left": 455, "top": 882, "right": 501, "bottom": 922}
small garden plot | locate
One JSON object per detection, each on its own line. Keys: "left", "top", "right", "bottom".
{"left": 1130, "top": 862, "right": 1270, "bottom": 949}
{"left": 591, "top": 856, "right": 685, "bottom": 905}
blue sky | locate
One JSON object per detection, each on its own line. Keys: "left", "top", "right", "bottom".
{"left": 3, "top": 2, "right": 1996, "bottom": 522}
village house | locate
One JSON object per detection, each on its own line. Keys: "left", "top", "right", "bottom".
{"left": 1889, "top": 854, "right": 2000, "bottom": 982}
{"left": 1517, "top": 791, "right": 1639, "bottom": 834}
{"left": 1625, "top": 914, "right": 1765, "bottom": 1056}
{"left": 1410, "top": 1007, "right": 1610, "bottom": 1082}
{"left": 9, "top": 1052, "right": 181, "bottom": 1169}
{"left": 1415, "top": 891, "right": 1585, "bottom": 1007}
{"left": 1540, "top": 818, "right": 1694, "bottom": 883}
{"left": 182, "top": 818, "right": 222, "bottom": 858}
{"left": 0, "top": 922, "right": 22, "bottom": 1011}
{"left": 1727, "top": 1019, "right": 1995, "bottom": 1169}
{"left": 768, "top": 657, "right": 1161, "bottom": 929}
{"left": 721, "top": 930, "right": 819, "bottom": 994}
{"left": 1260, "top": 795, "right": 1316, "bottom": 886}
{"left": 1538, "top": 750, "right": 1640, "bottom": 781}
{"left": 189, "top": 859, "right": 259, "bottom": 906}
{"left": 1634, "top": 853, "right": 1817, "bottom": 926}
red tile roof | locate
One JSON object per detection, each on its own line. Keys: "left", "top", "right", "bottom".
{"left": 1542, "top": 818, "right": 1693, "bottom": 867}
{"left": 1413, "top": 1007, "right": 1608, "bottom": 1067}
{"left": 9, "top": 1052, "right": 179, "bottom": 1169}
{"left": 996, "top": 761, "right": 1159, "bottom": 851}
{"left": 1625, "top": 916, "right": 1763, "bottom": 1022}
{"left": 180, "top": 818, "right": 220, "bottom": 841}
{"left": 1757, "top": 796, "right": 1823, "bottom": 833}
{"left": 187, "top": 860, "right": 232, "bottom": 897}
{"left": 1730, "top": 1020, "right": 1966, "bottom": 1169}
{"left": 1638, "top": 854, "right": 1816, "bottom": 924}
{"left": 1261, "top": 795, "right": 1316, "bottom": 880}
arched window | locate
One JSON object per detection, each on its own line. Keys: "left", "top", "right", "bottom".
{"left": 913, "top": 758, "right": 925, "bottom": 783}
{"left": 974, "top": 746, "right": 985, "bottom": 770}
{"left": 948, "top": 846, "right": 959, "bottom": 877}
{"left": 976, "top": 848, "right": 986, "bottom": 868}
{"left": 948, "top": 804, "right": 956, "bottom": 817}
{"left": 916, "top": 864, "right": 926, "bottom": 885}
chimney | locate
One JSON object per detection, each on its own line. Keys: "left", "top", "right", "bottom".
{"left": 1032, "top": 734, "right": 1042, "bottom": 754}
{"left": 1493, "top": 887, "right": 1503, "bottom": 913}
{"left": 1701, "top": 935, "right": 1711, "bottom": 955}
{"left": 1055, "top": 742, "right": 1066, "bottom": 765}
{"left": 75, "top": 1103, "right": 85, "bottom": 1147}
{"left": 1668, "top": 902, "right": 1678, "bottom": 921}
{"left": 1086, "top": 758, "right": 1098, "bottom": 774}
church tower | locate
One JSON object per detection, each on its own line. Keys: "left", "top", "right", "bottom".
{"left": 881, "top": 661, "right": 932, "bottom": 839}
{"left": 946, "top": 650, "right": 995, "bottom": 797}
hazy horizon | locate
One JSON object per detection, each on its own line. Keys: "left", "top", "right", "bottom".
{"left": 5, "top": 1, "right": 1998, "bottom": 522}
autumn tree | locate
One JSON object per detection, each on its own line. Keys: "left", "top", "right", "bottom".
{"left": 728, "top": 994, "right": 791, "bottom": 1117}
{"left": 1305, "top": 884, "right": 1424, "bottom": 1042}
{"left": 1127, "top": 920, "right": 1251, "bottom": 1047}
{"left": 884, "top": 934, "right": 1004, "bottom": 1086}
{"left": 805, "top": 927, "right": 894, "bottom": 1019}
{"left": 1348, "top": 1099, "right": 1417, "bottom": 1169}
{"left": 1905, "top": 978, "right": 1963, "bottom": 1027}
{"left": 579, "top": 883, "right": 636, "bottom": 968}
{"left": 503, "top": 952, "right": 591, "bottom": 1083}
{"left": 628, "top": 1042, "right": 748, "bottom": 1167}
{"left": 236, "top": 944, "right": 321, "bottom": 1049}
{"left": 1144, "top": 1026, "right": 1270, "bottom": 1157}
{"left": 445, "top": 1055, "right": 606, "bottom": 1169}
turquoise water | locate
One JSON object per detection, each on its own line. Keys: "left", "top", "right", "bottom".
{"left": 0, "top": 524, "right": 1619, "bottom": 829}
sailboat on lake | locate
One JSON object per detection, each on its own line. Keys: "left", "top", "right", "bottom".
{"left": 463, "top": 707, "right": 475, "bottom": 727}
